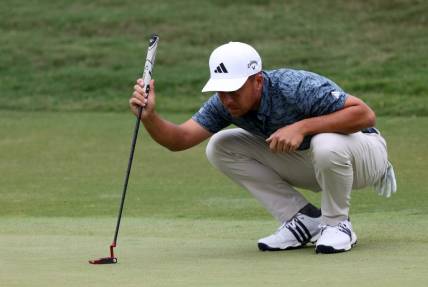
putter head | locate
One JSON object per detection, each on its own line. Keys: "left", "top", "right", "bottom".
{"left": 89, "top": 243, "right": 118, "bottom": 264}
{"left": 89, "top": 257, "right": 117, "bottom": 264}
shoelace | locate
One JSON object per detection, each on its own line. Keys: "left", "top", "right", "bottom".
{"left": 276, "top": 213, "right": 312, "bottom": 243}
{"left": 320, "top": 222, "right": 352, "bottom": 240}
{"left": 276, "top": 215, "right": 299, "bottom": 233}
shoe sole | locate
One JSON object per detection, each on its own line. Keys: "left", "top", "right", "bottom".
{"left": 258, "top": 242, "right": 304, "bottom": 251}
{"left": 258, "top": 242, "right": 306, "bottom": 251}
{"left": 258, "top": 232, "right": 320, "bottom": 252}
{"left": 315, "top": 240, "right": 358, "bottom": 254}
{"left": 258, "top": 239, "right": 318, "bottom": 252}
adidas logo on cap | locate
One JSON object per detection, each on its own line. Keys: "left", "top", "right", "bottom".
{"left": 214, "top": 62, "right": 228, "bottom": 73}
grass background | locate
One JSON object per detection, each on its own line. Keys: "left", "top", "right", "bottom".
{"left": 1, "top": 0, "right": 428, "bottom": 286}
{"left": 1, "top": 0, "right": 427, "bottom": 114}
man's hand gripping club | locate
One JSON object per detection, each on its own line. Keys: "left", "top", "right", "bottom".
{"left": 130, "top": 79, "right": 156, "bottom": 121}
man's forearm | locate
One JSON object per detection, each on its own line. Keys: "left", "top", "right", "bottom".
{"left": 141, "top": 112, "right": 184, "bottom": 150}
{"left": 298, "top": 105, "right": 376, "bottom": 136}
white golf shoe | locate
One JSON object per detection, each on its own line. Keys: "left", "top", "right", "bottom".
{"left": 315, "top": 219, "right": 357, "bottom": 254}
{"left": 258, "top": 213, "right": 322, "bottom": 251}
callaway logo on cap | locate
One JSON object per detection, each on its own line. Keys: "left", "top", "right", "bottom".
{"left": 202, "top": 42, "right": 262, "bottom": 92}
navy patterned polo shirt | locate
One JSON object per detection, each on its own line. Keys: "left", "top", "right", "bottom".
{"left": 192, "top": 69, "right": 352, "bottom": 150}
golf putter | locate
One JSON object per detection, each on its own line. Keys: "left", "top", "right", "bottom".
{"left": 89, "top": 34, "right": 159, "bottom": 265}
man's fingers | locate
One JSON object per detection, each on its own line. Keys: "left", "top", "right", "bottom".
{"left": 135, "top": 78, "right": 154, "bottom": 88}
{"left": 134, "top": 79, "right": 155, "bottom": 98}
{"left": 130, "top": 95, "right": 147, "bottom": 108}
{"left": 268, "top": 137, "right": 277, "bottom": 151}
{"left": 282, "top": 142, "right": 289, "bottom": 153}
{"left": 133, "top": 83, "right": 151, "bottom": 102}
{"left": 282, "top": 141, "right": 292, "bottom": 153}
{"left": 289, "top": 142, "right": 298, "bottom": 152}
{"left": 134, "top": 84, "right": 145, "bottom": 95}
{"left": 129, "top": 98, "right": 141, "bottom": 107}
{"left": 267, "top": 137, "right": 289, "bottom": 153}
{"left": 132, "top": 90, "right": 145, "bottom": 102}
{"left": 130, "top": 78, "right": 156, "bottom": 120}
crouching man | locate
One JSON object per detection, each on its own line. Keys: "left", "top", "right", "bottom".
{"left": 130, "top": 42, "right": 396, "bottom": 254}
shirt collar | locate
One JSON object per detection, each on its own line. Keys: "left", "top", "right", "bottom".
{"left": 256, "top": 71, "right": 271, "bottom": 119}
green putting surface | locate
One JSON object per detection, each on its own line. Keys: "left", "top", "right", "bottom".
{"left": 1, "top": 112, "right": 427, "bottom": 286}
{"left": 1, "top": 215, "right": 427, "bottom": 287}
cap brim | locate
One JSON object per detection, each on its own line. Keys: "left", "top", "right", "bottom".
{"left": 201, "top": 76, "right": 248, "bottom": 93}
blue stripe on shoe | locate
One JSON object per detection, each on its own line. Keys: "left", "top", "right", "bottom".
{"left": 338, "top": 225, "right": 352, "bottom": 240}
{"left": 286, "top": 225, "right": 303, "bottom": 243}
{"left": 295, "top": 218, "right": 312, "bottom": 240}
{"left": 294, "top": 225, "right": 309, "bottom": 243}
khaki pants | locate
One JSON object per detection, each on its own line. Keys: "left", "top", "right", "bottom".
{"left": 206, "top": 128, "right": 389, "bottom": 225}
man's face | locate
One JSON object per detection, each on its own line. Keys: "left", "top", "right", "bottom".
{"left": 217, "top": 73, "right": 263, "bottom": 117}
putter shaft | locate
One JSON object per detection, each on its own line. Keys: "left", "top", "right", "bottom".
{"left": 112, "top": 105, "right": 143, "bottom": 248}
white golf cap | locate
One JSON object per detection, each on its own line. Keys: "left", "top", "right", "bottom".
{"left": 202, "top": 42, "right": 262, "bottom": 92}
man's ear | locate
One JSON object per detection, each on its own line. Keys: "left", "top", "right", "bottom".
{"left": 254, "top": 72, "right": 263, "bottom": 90}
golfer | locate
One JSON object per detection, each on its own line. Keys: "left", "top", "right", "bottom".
{"left": 129, "top": 42, "right": 397, "bottom": 254}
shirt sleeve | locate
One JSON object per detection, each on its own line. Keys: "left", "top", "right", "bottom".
{"left": 297, "top": 74, "right": 348, "bottom": 117}
{"left": 191, "top": 94, "right": 230, "bottom": 134}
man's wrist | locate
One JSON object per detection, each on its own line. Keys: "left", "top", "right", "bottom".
{"left": 296, "top": 119, "right": 311, "bottom": 136}
{"left": 141, "top": 110, "right": 157, "bottom": 123}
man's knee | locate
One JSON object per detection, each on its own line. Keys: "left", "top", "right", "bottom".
{"left": 206, "top": 129, "right": 236, "bottom": 167}
{"left": 310, "top": 133, "right": 351, "bottom": 170}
